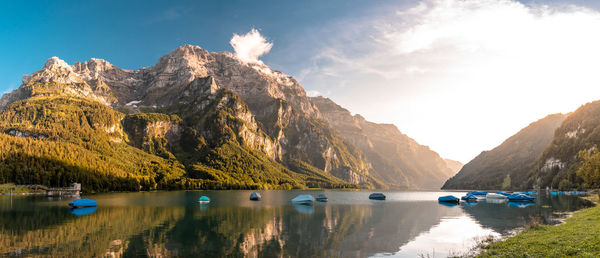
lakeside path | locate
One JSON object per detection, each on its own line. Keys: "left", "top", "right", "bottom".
{"left": 478, "top": 195, "right": 600, "bottom": 257}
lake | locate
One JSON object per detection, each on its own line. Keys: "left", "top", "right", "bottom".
{"left": 0, "top": 190, "right": 591, "bottom": 257}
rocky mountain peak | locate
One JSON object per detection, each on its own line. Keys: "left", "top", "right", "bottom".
{"left": 156, "top": 45, "right": 211, "bottom": 71}
{"left": 23, "top": 56, "right": 83, "bottom": 84}
{"left": 43, "top": 56, "right": 72, "bottom": 71}
{"left": 171, "top": 44, "right": 207, "bottom": 56}
{"left": 72, "top": 58, "right": 118, "bottom": 81}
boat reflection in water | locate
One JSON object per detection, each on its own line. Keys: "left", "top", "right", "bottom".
{"left": 69, "top": 206, "right": 97, "bottom": 216}
{"left": 438, "top": 201, "right": 459, "bottom": 207}
{"left": 0, "top": 191, "right": 591, "bottom": 257}
{"left": 462, "top": 201, "right": 479, "bottom": 207}
{"left": 292, "top": 203, "right": 314, "bottom": 214}
{"left": 507, "top": 201, "right": 536, "bottom": 208}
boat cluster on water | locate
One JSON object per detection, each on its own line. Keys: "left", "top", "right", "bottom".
{"left": 438, "top": 190, "right": 539, "bottom": 205}
{"left": 550, "top": 191, "right": 588, "bottom": 196}
{"left": 197, "top": 192, "right": 387, "bottom": 205}
{"left": 65, "top": 189, "right": 588, "bottom": 216}
{"left": 64, "top": 192, "right": 389, "bottom": 215}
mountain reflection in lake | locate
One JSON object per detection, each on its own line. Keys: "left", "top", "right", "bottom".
{"left": 0, "top": 191, "right": 591, "bottom": 257}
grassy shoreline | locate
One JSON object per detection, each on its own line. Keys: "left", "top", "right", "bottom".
{"left": 476, "top": 193, "right": 600, "bottom": 257}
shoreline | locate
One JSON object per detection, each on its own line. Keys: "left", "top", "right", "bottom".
{"left": 474, "top": 193, "right": 600, "bottom": 257}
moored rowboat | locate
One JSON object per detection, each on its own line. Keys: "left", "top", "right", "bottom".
{"left": 250, "top": 192, "right": 261, "bottom": 201}
{"left": 438, "top": 195, "right": 460, "bottom": 203}
{"left": 68, "top": 199, "right": 97, "bottom": 208}
{"left": 292, "top": 195, "right": 314, "bottom": 205}
{"left": 369, "top": 193, "right": 386, "bottom": 200}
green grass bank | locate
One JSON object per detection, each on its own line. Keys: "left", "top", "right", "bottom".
{"left": 477, "top": 194, "right": 600, "bottom": 257}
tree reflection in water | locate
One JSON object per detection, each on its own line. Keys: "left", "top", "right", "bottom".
{"left": 0, "top": 191, "right": 590, "bottom": 257}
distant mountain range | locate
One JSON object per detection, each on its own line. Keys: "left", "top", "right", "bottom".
{"left": 0, "top": 45, "right": 458, "bottom": 191}
{"left": 442, "top": 114, "right": 566, "bottom": 190}
{"left": 444, "top": 100, "right": 600, "bottom": 190}
{"left": 311, "top": 97, "right": 457, "bottom": 189}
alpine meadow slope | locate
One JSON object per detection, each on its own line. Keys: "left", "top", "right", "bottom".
{"left": 0, "top": 45, "right": 456, "bottom": 191}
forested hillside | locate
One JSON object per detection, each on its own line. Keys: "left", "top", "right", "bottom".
{"left": 531, "top": 101, "right": 600, "bottom": 190}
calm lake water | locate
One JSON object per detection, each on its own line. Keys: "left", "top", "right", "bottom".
{"left": 0, "top": 190, "right": 591, "bottom": 257}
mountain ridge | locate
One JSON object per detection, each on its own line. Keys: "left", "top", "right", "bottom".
{"left": 442, "top": 113, "right": 567, "bottom": 190}
{"left": 0, "top": 45, "right": 456, "bottom": 190}
{"left": 311, "top": 96, "right": 457, "bottom": 189}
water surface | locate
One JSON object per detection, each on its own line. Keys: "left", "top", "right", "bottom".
{"left": 0, "top": 190, "right": 590, "bottom": 257}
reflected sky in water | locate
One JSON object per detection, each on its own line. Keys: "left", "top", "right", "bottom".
{"left": 392, "top": 216, "right": 499, "bottom": 257}
{"left": 0, "top": 191, "right": 591, "bottom": 257}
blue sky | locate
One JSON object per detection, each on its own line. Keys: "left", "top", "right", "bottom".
{"left": 0, "top": 0, "right": 402, "bottom": 92}
{"left": 3, "top": 0, "right": 600, "bottom": 163}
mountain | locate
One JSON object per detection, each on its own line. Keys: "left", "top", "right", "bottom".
{"left": 442, "top": 113, "right": 567, "bottom": 190}
{"left": 529, "top": 100, "right": 600, "bottom": 189}
{"left": 443, "top": 159, "right": 463, "bottom": 175}
{"left": 311, "top": 96, "right": 457, "bottom": 189}
{"left": 0, "top": 45, "right": 452, "bottom": 191}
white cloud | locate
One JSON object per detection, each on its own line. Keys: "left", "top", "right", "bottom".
{"left": 302, "top": 0, "right": 600, "bottom": 162}
{"left": 230, "top": 28, "right": 273, "bottom": 64}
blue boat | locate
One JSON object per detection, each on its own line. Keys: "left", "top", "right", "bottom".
{"left": 438, "top": 195, "right": 460, "bottom": 203}
{"left": 469, "top": 191, "right": 487, "bottom": 196}
{"left": 461, "top": 194, "right": 477, "bottom": 201}
{"left": 315, "top": 194, "right": 328, "bottom": 202}
{"left": 508, "top": 201, "right": 535, "bottom": 208}
{"left": 69, "top": 206, "right": 97, "bottom": 216}
{"left": 250, "top": 192, "right": 261, "bottom": 201}
{"left": 507, "top": 194, "right": 535, "bottom": 201}
{"left": 292, "top": 195, "right": 314, "bottom": 204}
{"left": 198, "top": 196, "right": 211, "bottom": 203}
{"left": 369, "top": 193, "right": 386, "bottom": 200}
{"left": 497, "top": 192, "right": 511, "bottom": 196}
{"left": 515, "top": 192, "right": 531, "bottom": 195}
{"left": 68, "top": 199, "right": 97, "bottom": 208}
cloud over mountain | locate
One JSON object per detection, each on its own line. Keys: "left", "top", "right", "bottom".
{"left": 230, "top": 28, "right": 273, "bottom": 64}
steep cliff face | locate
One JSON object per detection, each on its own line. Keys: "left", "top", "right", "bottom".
{"left": 64, "top": 46, "right": 377, "bottom": 187}
{"left": 442, "top": 113, "right": 567, "bottom": 190}
{"left": 122, "top": 113, "right": 182, "bottom": 159}
{"left": 1, "top": 45, "right": 384, "bottom": 189}
{"left": 311, "top": 96, "right": 456, "bottom": 189}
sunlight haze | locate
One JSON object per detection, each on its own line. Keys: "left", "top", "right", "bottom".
{"left": 297, "top": 0, "right": 600, "bottom": 162}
